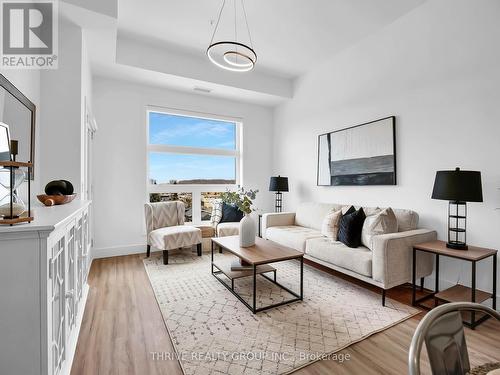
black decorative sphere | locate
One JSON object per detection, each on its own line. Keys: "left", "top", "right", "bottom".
{"left": 60, "top": 180, "right": 74, "bottom": 195}
{"left": 45, "top": 180, "right": 74, "bottom": 195}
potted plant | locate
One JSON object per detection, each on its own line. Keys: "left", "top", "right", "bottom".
{"left": 221, "top": 187, "right": 258, "bottom": 247}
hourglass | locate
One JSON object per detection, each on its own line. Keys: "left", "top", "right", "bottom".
{"left": 0, "top": 166, "right": 26, "bottom": 218}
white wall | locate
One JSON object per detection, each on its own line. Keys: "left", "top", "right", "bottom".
{"left": 39, "top": 19, "right": 83, "bottom": 194}
{"left": 0, "top": 70, "right": 41, "bottom": 195}
{"left": 92, "top": 77, "right": 274, "bottom": 257}
{"left": 273, "top": 0, "right": 500, "bottom": 300}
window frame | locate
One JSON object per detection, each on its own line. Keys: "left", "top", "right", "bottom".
{"left": 146, "top": 106, "right": 242, "bottom": 224}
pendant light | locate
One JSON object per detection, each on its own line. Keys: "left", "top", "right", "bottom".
{"left": 207, "top": 0, "right": 257, "bottom": 72}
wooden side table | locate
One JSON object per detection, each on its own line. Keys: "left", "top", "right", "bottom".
{"left": 412, "top": 240, "right": 497, "bottom": 329}
{"left": 192, "top": 224, "right": 215, "bottom": 252}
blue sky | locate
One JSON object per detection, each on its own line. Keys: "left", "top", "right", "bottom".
{"left": 149, "top": 112, "right": 236, "bottom": 149}
{"left": 149, "top": 112, "right": 236, "bottom": 183}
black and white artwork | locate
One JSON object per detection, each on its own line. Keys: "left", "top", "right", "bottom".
{"left": 317, "top": 116, "right": 396, "bottom": 186}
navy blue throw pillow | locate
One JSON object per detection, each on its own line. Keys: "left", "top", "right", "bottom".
{"left": 219, "top": 203, "right": 244, "bottom": 223}
{"left": 338, "top": 207, "right": 366, "bottom": 248}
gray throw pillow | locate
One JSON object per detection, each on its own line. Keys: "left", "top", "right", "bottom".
{"left": 361, "top": 207, "right": 398, "bottom": 250}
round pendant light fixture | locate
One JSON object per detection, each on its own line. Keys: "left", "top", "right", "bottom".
{"left": 207, "top": 0, "right": 257, "bottom": 72}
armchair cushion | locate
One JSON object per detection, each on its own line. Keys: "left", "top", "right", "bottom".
{"left": 216, "top": 222, "right": 240, "bottom": 237}
{"left": 148, "top": 225, "right": 202, "bottom": 250}
{"left": 144, "top": 201, "right": 185, "bottom": 234}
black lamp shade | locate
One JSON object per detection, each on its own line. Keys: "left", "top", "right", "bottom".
{"left": 432, "top": 168, "right": 483, "bottom": 202}
{"left": 269, "top": 176, "right": 289, "bottom": 192}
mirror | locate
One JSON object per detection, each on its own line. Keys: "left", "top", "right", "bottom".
{"left": 0, "top": 74, "right": 36, "bottom": 178}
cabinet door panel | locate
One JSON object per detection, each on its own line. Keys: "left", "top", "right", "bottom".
{"left": 65, "top": 222, "right": 77, "bottom": 340}
{"left": 50, "top": 236, "right": 66, "bottom": 375}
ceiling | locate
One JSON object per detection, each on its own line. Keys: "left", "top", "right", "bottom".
{"left": 118, "top": 0, "right": 425, "bottom": 78}
{"left": 63, "top": 0, "right": 427, "bottom": 106}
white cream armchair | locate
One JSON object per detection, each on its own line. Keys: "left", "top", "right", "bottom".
{"left": 144, "top": 201, "right": 202, "bottom": 265}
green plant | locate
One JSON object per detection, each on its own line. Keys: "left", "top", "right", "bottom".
{"left": 220, "top": 187, "right": 258, "bottom": 215}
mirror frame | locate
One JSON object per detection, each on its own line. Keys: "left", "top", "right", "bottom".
{"left": 0, "top": 74, "right": 36, "bottom": 179}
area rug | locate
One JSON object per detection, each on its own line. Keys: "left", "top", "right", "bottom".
{"left": 143, "top": 252, "right": 418, "bottom": 375}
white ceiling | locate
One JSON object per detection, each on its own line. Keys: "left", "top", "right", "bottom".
{"left": 62, "top": 0, "right": 427, "bottom": 106}
{"left": 118, "top": 0, "right": 426, "bottom": 78}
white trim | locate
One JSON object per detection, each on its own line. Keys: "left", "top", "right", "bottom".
{"left": 148, "top": 144, "right": 238, "bottom": 156}
{"left": 92, "top": 244, "right": 146, "bottom": 259}
{"left": 147, "top": 104, "right": 243, "bottom": 123}
{"left": 146, "top": 107, "right": 241, "bottom": 186}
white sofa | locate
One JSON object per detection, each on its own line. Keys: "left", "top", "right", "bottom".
{"left": 261, "top": 202, "right": 437, "bottom": 305}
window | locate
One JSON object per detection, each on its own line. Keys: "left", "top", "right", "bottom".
{"left": 147, "top": 109, "right": 241, "bottom": 223}
{"left": 201, "top": 192, "right": 223, "bottom": 221}
{"left": 150, "top": 192, "right": 193, "bottom": 222}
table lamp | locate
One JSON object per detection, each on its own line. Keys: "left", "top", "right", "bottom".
{"left": 269, "top": 176, "right": 289, "bottom": 213}
{"left": 431, "top": 167, "right": 483, "bottom": 250}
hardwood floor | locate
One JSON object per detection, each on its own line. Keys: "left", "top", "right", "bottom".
{"left": 71, "top": 253, "right": 500, "bottom": 375}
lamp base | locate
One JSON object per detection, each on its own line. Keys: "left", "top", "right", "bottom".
{"left": 446, "top": 241, "right": 468, "bottom": 250}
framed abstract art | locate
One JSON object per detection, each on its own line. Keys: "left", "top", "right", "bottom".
{"left": 317, "top": 116, "right": 396, "bottom": 186}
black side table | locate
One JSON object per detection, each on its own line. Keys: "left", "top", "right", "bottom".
{"left": 412, "top": 240, "right": 497, "bottom": 329}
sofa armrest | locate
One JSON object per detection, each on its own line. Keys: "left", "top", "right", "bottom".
{"left": 371, "top": 229, "right": 437, "bottom": 289}
{"left": 261, "top": 212, "right": 295, "bottom": 238}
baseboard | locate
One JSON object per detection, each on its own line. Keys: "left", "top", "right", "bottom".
{"left": 92, "top": 244, "right": 146, "bottom": 259}
{"left": 91, "top": 241, "right": 212, "bottom": 260}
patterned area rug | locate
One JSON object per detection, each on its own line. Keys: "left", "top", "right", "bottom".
{"left": 143, "top": 252, "right": 418, "bottom": 375}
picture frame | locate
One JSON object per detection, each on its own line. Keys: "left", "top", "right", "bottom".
{"left": 0, "top": 122, "right": 11, "bottom": 161}
{"left": 0, "top": 74, "right": 36, "bottom": 178}
{"left": 317, "top": 116, "right": 396, "bottom": 186}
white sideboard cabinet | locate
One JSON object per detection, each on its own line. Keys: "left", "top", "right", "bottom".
{"left": 0, "top": 200, "right": 92, "bottom": 375}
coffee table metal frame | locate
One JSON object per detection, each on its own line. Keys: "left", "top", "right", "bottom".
{"left": 210, "top": 239, "right": 303, "bottom": 314}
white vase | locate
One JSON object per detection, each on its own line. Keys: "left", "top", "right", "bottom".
{"left": 239, "top": 213, "right": 256, "bottom": 247}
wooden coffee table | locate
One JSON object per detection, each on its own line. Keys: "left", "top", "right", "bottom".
{"left": 211, "top": 236, "right": 304, "bottom": 313}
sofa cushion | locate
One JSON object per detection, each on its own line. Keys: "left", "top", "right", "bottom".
{"left": 305, "top": 237, "right": 372, "bottom": 277}
{"left": 338, "top": 207, "right": 366, "bottom": 248}
{"left": 320, "top": 209, "right": 342, "bottom": 240}
{"left": 295, "top": 202, "right": 343, "bottom": 231}
{"left": 265, "top": 225, "right": 323, "bottom": 252}
{"left": 216, "top": 222, "right": 240, "bottom": 237}
{"left": 361, "top": 207, "right": 398, "bottom": 250}
{"left": 393, "top": 209, "right": 419, "bottom": 232}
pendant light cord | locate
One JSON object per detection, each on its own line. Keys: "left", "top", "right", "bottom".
{"left": 210, "top": 0, "right": 253, "bottom": 49}
{"left": 241, "top": 0, "right": 253, "bottom": 48}
{"left": 209, "top": 0, "right": 226, "bottom": 45}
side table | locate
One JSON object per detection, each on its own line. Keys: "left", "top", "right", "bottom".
{"left": 412, "top": 240, "right": 497, "bottom": 329}
{"left": 192, "top": 224, "right": 215, "bottom": 252}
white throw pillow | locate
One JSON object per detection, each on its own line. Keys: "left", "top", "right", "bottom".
{"left": 210, "top": 199, "right": 223, "bottom": 226}
{"left": 361, "top": 207, "right": 398, "bottom": 249}
{"left": 321, "top": 209, "right": 343, "bottom": 240}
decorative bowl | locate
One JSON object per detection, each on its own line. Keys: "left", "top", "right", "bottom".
{"left": 37, "top": 194, "right": 77, "bottom": 206}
